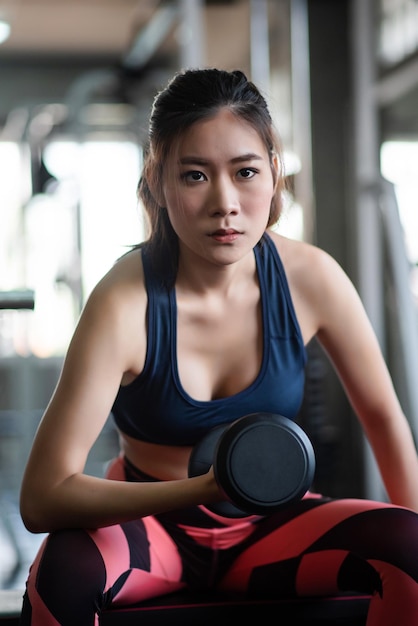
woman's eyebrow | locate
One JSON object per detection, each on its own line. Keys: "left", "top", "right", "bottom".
{"left": 231, "top": 153, "right": 263, "bottom": 164}
{"left": 179, "top": 153, "right": 263, "bottom": 165}
{"left": 179, "top": 156, "right": 210, "bottom": 165}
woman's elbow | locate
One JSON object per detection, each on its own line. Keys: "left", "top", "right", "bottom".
{"left": 20, "top": 487, "right": 52, "bottom": 534}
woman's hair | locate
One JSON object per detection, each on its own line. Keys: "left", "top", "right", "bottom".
{"left": 137, "top": 68, "right": 286, "bottom": 277}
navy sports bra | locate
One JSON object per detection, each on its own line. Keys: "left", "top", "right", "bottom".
{"left": 112, "top": 232, "right": 307, "bottom": 446}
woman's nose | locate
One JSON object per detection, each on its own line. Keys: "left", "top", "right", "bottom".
{"left": 208, "top": 177, "right": 239, "bottom": 216}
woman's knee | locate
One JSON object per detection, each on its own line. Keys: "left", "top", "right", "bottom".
{"left": 36, "top": 529, "right": 107, "bottom": 595}
{"left": 23, "top": 529, "right": 108, "bottom": 625}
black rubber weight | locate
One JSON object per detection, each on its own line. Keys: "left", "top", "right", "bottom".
{"left": 214, "top": 413, "right": 315, "bottom": 514}
{"left": 188, "top": 412, "right": 316, "bottom": 518}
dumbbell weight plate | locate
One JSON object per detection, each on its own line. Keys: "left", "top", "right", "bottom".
{"left": 188, "top": 412, "right": 315, "bottom": 518}
{"left": 214, "top": 413, "right": 315, "bottom": 515}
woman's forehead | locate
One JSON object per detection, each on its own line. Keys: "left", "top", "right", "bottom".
{"left": 172, "top": 109, "right": 267, "bottom": 160}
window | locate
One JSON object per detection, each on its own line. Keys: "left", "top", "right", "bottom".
{"left": 1, "top": 138, "right": 144, "bottom": 358}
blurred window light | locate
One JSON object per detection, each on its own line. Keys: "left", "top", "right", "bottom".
{"left": 272, "top": 190, "right": 304, "bottom": 242}
{"left": 76, "top": 140, "right": 144, "bottom": 298}
{"left": 283, "top": 150, "right": 302, "bottom": 177}
{"left": 1, "top": 138, "right": 144, "bottom": 358}
{"left": 377, "top": 0, "right": 418, "bottom": 67}
{"left": 380, "top": 140, "right": 418, "bottom": 300}
{"left": 0, "top": 19, "right": 11, "bottom": 45}
{"left": 0, "top": 142, "right": 29, "bottom": 291}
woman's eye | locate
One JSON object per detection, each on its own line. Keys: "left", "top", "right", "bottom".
{"left": 182, "top": 170, "right": 206, "bottom": 182}
{"left": 238, "top": 168, "right": 257, "bottom": 179}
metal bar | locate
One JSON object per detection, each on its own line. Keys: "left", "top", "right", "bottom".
{"left": 289, "top": 0, "right": 315, "bottom": 243}
{"left": 250, "top": 0, "right": 270, "bottom": 94}
{"left": 179, "top": 0, "right": 205, "bottom": 70}
{"left": 0, "top": 290, "right": 35, "bottom": 311}
{"left": 350, "top": 0, "right": 386, "bottom": 502}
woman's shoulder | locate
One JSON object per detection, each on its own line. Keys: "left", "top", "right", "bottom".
{"left": 70, "top": 247, "right": 148, "bottom": 370}
{"left": 266, "top": 229, "right": 357, "bottom": 315}
{"left": 266, "top": 229, "right": 341, "bottom": 282}
{"left": 96, "top": 247, "right": 144, "bottom": 293}
{"left": 265, "top": 231, "right": 358, "bottom": 343}
{"left": 83, "top": 247, "right": 147, "bottom": 322}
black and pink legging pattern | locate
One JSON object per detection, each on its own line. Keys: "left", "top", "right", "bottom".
{"left": 19, "top": 456, "right": 418, "bottom": 626}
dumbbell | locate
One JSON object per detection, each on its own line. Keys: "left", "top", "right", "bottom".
{"left": 188, "top": 412, "right": 315, "bottom": 518}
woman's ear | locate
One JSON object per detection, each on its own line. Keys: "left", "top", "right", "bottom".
{"left": 271, "top": 152, "right": 281, "bottom": 194}
{"left": 270, "top": 152, "right": 283, "bottom": 197}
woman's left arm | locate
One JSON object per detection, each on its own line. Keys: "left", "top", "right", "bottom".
{"left": 281, "top": 235, "right": 418, "bottom": 512}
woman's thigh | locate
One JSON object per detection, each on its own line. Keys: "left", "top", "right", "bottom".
{"left": 218, "top": 498, "right": 418, "bottom": 625}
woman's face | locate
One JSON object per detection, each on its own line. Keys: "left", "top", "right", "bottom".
{"left": 161, "top": 108, "right": 277, "bottom": 268}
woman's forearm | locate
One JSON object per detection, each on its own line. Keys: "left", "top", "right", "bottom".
{"left": 20, "top": 471, "right": 218, "bottom": 533}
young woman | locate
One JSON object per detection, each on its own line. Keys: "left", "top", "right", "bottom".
{"left": 19, "top": 68, "right": 418, "bottom": 625}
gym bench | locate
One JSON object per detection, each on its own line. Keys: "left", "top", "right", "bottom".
{"left": 99, "top": 590, "right": 371, "bottom": 625}
{"left": 0, "top": 589, "right": 370, "bottom": 624}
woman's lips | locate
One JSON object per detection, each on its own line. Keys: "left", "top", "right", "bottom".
{"left": 209, "top": 229, "right": 241, "bottom": 243}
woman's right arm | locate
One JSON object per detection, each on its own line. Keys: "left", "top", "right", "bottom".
{"left": 19, "top": 256, "right": 220, "bottom": 533}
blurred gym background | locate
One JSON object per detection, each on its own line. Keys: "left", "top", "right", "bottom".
{"left": 1, "top": 0, "right": 418, "bottom": 593}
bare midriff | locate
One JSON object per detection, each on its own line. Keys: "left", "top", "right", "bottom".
{"left": 120, "top": 431, "right": 193, "bottom": 481}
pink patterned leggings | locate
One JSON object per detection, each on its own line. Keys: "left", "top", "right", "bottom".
{"left": 19, "top": 456, "right": 418, "bottom": 626}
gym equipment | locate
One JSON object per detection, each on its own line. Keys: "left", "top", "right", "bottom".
{"left": 188, "top": 412, "right": 315, "bottom": 517}
{"left": 99, "top": 590, "right": 370, "bottom": 625}
{"left": 0, "top": 589, "right": 371, "bottom": 626}
{"left": 0, "top": 290, "right": 35, "bottom": 310}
